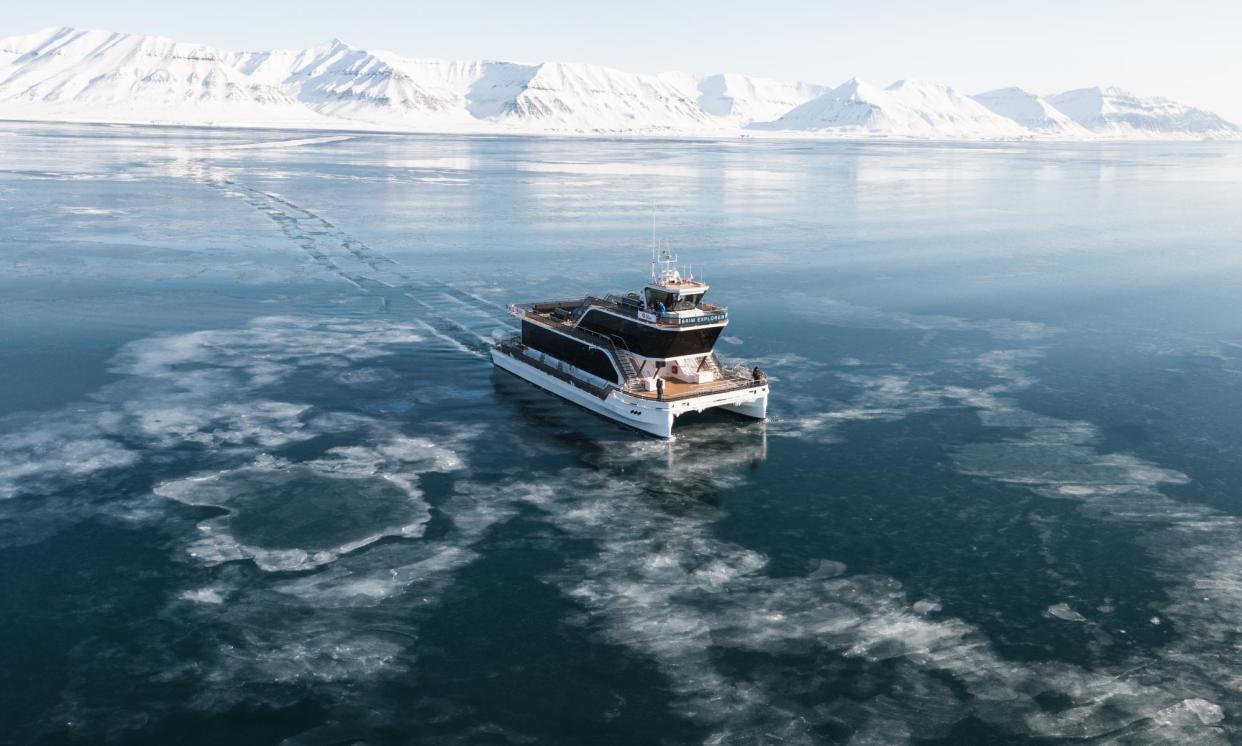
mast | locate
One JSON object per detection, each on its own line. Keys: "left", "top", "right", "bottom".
{"left": 650, "top": 209, "right": 657, "bottom": 283}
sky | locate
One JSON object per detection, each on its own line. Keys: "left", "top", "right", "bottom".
{"left": 4, "top": 0, "right": 1241, "bottom": 122}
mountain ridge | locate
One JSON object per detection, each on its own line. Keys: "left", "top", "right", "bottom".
{"left": 0, "top": 26, "right": 1237, "bottom": 140}
{"left": 973, "top": 87, "right": 1090, "bottom": 137}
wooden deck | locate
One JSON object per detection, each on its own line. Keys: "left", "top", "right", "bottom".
{"left": 628, "top": 376, "right": 761, "bottom": 401}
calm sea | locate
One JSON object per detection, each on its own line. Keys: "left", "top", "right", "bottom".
{"left": 3, "top": 122, "right": 1242, "bottom": 744}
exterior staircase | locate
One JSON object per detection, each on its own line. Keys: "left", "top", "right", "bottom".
{"left": 613, "top": 349, "right": 642, "bottom": 388}
{"left": 701, "top": 352, "right": 727, "bottom": 380}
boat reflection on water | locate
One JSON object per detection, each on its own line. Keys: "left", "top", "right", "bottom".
{"left": 491, "top": 365, "right": 767, "bottom": 506}
{"left": 600, "top": 415, "right": 769, "bottom": 486}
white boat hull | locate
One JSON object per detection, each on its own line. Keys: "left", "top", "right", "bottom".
{"left": 491, "top": 347, "right": 767, "bottom": 438}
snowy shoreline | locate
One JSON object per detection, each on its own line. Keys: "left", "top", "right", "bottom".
{"left": 3, "top": 114, "right": 1237, "bottom": 146}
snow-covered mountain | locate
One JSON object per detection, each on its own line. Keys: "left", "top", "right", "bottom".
{"left": 1047, "top": 86, "right": 1239, "bottom": 137}
{"left": 752, "top": 78, "right": 1029, "bottom": 138}
{"left": 973, "top": 87, "right": 1090, "bottom": 137}
{"left": 0, "top": 27, "right": 327, "bottom": 126}
{"left": 229, "top": 41, "right": 487, "bottom": 127}
{"left": 694, "top": 73, "right": 827, "bottom": 125}
{"left": 232, "top": 45, "right": 719, "bottom": 132}
{"left": 484, "top": 62, "right": 718, "bottom": 132}
{"left": 0, "top": 26, "right": 1237, "bottom": 140}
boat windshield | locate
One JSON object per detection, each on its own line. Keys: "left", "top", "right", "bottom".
{"left": 644, "top": 289, "right": 703, "bottom": 311}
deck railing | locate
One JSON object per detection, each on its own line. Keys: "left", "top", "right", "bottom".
{"left": 496, "top": 339, "right": 612, "bottom": 400}
{"left": 598, "top": 294, "right": 728, "bottom": 327}
{"left": 496, "top": 336, "right": 765, "bottom": 404}
{"left": 646, "top": 372, "right": 766, "bottom": 402}
{"left": 517, "top": 296, "right": 727, "bottom": 328}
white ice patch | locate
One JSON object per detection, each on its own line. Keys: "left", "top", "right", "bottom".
{"left": 113, "top": 316, "right": 426, "bottom": 389}
{"left": 516, "top": 161, "right": 703, "bottom": 178}
{"left": 155, "top": 433, "right": 464, "bottom": 572}
{"left": 128, "top": 400, "right": 314, "bottom": 449}
{"left": 1046, "top": 603, "right": 1088, "bottom": 623}
{"left": 58, "top": 206, "right": 123, "bottom": 216}
{"left": 513, "top": 461, "right": 1043, "bottom": 741}
{"left": 0, "top": 316, "right": 429, "bottom": 501}
{"left": 1182, "top": 698, "right": 1226, "bottom": 725}
{"left": 792, "top": 293, "right": 1057, "bottom": 341}
{"left": 747, "top": 352, "right": 829, "bottom": 383}
{"left": 470, "top": 305, "right": 1238, "bottom": 741}
{"left": 478, "top": 340, "right": 1239, "bottom": 744}
{"left": 0, "top": 416, "right": 136, "bottom": 499}
{"left": 181, "top": 587, "right": 225, "bottom": 604}
{"left": 210, "top": 628, "right": 407, "bottom": 688}
{"left": 268, "top": 481, "right": 518, "bottom": 608}
{"left": 273, "top": 544, "right": 478, "bottom": 606}
{"left": 0, "top": 310, "right": 497, "bottom": 713}
{"left": 931, "top": 347, "right": 1240, "bottom": 740}
{"left": 768, "top": 370, "right": 959, "bottom": 443}
{"left": 211, "top": 135, "right": 356, "bottom": 150}
{"left": 173, "top": 453, "right": 512, "bottom": 703}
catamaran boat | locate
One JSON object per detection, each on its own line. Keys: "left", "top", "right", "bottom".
{"left": 490, "top": 250, "right": 769, "bottom": 438}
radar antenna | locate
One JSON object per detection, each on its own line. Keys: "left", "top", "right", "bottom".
{"left": 655, "top": 245, "right": 681, "bottom": 285}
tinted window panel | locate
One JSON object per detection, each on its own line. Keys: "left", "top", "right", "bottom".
{"left": 521, "top": 321, "right": 620, "bottom": 383}
{"left": 577, "top": 310, "right": 722, "bottom": 358}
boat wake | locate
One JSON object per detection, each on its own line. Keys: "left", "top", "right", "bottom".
{"left": 183, "top": 158, "right": 515, "bottom": 357}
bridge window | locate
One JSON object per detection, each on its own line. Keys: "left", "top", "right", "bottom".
{"left": 644, "top": 289, "right": 703, "bottom": 312}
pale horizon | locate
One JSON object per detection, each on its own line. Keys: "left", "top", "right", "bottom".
{"left": 3, "top": 0, "right": 1240, "bottom": 122}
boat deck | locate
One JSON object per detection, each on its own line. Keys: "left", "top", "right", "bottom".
{"left": 517, "top": 295, "right": 726, "bottom": 328}
{"left": 627, "top": 376, "right": 764, "bottom": 401}
{"left": 508, "top": 303, "right": 764, "bottom": 403}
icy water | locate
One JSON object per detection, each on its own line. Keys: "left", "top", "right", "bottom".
{"left": 3, "top": 122, "right": 1242, "bottom": 745}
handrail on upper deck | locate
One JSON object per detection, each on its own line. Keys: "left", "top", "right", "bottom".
{"left": 514, "top": 293, "right": 729, "bottom": 331}
{"left": 585, "top": 294, "right": 728, "bottom": 327}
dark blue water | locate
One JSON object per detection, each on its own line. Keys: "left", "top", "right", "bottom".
{"left": 3, "top": 122, "right": 1242, "bottom": 744}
